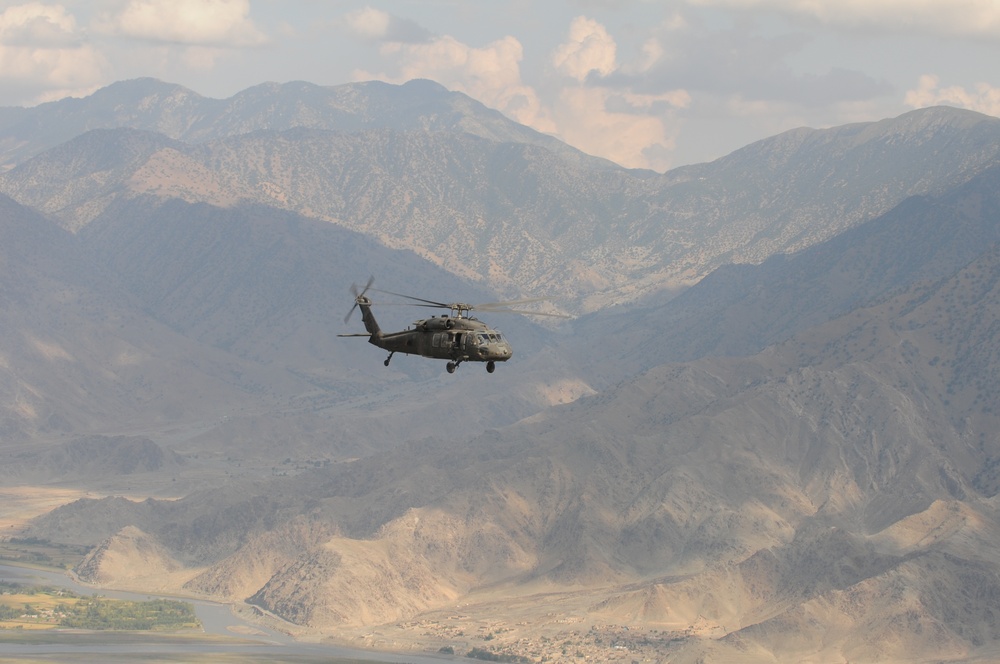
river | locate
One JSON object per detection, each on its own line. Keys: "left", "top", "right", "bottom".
{"left": 0, "top": 563, "right": 456, "bottom": 663}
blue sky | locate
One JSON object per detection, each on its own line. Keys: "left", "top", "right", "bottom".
{"left": 2, "top": 0, "right": 999, "bottom": 170}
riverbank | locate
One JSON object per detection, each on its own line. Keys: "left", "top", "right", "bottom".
{"left": 0, "top": 563, "right": 456, "bottom": 663}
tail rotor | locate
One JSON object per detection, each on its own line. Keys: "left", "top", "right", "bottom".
{"left": 344, "top": 275, "right": 375, "bottom": 324}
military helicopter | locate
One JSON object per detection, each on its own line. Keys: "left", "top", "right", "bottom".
{"left": 339, "top": 277, "right": 567, "bottom": 373}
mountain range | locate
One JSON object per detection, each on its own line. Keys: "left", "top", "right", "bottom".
{"left": 4, "top": 79, "right": 1000, "bottom": 307}
{"left": 3, "top": 78, "right": 1000, "bottom": 662}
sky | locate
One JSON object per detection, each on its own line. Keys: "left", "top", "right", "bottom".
{"left": 1, "top": 1, "right": 1000, "bottom": 170}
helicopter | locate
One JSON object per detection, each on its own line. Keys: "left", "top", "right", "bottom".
{"left": 339, "top": 277, "right": 567, "bottom": 374}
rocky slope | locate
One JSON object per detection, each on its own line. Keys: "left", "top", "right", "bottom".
{"left": 7, "top": 79, "right": 1000, "bottom": 661}
{"left": 3, "top": 80, "right": 1000, "bottom": 307}
{"left": 76, "top": 525, "right": 184, "bottom": 587}
{"left": 1, "top": 436, "right": 184, "bottom": 482}
{"left": 0, "top": 78, "right": 608, "bottom": 171}
{"left": 571, "top": 160, "right": 1000, "bottom": 386}
{"left": 23, "top": 243, "right": 1000, "bottom": 660}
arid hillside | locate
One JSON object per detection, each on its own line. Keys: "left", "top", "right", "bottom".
{"left": 4, "top": 81, "right": 1000, "bottom": 306}
{"left": 23, "top": 240, "right": 1000, "bottom": 661}
{"left": 4, "top": 79, "right": 1000, "bottom": 662}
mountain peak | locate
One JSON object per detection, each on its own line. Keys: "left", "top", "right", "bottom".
{"left": 91, "top": 77, "right": 200, "bottom": 102}
{"left": 891, "top": 104, "right": 999, "bottom": 130}
{"left": 400, "top": 78, "right": 449, "bottom": 93}
{"left": 0, "top": 77, "right": 616, "bottom": 172}
{"left": 706, "top": 104, "right": 1000, "bottom": 185}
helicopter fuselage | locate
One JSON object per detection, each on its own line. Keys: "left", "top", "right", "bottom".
{"left": 346, "top": 295, "right": 512, "bottom": 373}
{"left": 375, "top": 315, "right": 512, "bottom": 363}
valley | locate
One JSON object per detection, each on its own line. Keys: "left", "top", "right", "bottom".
{"left": 3, "top": 78, "right": 1000, "bottom": 662}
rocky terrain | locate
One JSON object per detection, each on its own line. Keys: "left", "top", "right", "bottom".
{"left": 3, "top": 78, "right": 1000, "bottom": 662}
{"left": 20, "top": 226, "right": 1000, "bottom": 661}
{"left": 4, "top": 80, "right": 1000, "bottom": 308}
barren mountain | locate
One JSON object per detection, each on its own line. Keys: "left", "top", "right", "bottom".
{"left": 0, "top": 187, "right": 584, "bottom": 461}
{"left": 6, "top": 78, "right": 1000, "bottom": 662}
{"left": 572, "top": 160, "right": 1000, "bottom": 386}
{"left": 75, "top": 525, "right": 185, "bottom": 587}
{"left": 0, "top": 78, "right": 609, "bottom": 171}
{"left": 0, "top": 193, "right": 339, "bottom": 445}
{"left": 1, "top": 435, "right": 184, "bottom": 483}
{"left": 23, "top": 239, "right": 1000, "bottom": 660}
{"left": 3, "top": 80, "right": 1000, "bottom": 306}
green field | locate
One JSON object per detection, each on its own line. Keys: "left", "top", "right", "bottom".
{"left": 0, "top": 582, "right": 199, "bottom": 631}
{"left": 0, "top": 538, "right": 90, "bottom": 570}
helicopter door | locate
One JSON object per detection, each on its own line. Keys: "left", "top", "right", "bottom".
{"left": 454, "top": 333, "right": 464, "bottom": 350}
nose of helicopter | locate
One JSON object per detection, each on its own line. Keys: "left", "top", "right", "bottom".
{"left": 482, "top": 342, "right": 512, "bottom": 361}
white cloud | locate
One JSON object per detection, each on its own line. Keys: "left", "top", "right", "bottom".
{"left": 349, "top": 11, "right": 690, "bottom": 171}
{"left": 0, "top": 3, "right": 107, "bottom": 103}
{"left": 686, "top": 0, "right": 1000, "bottom": 37}
{"left": 345, "top": 6, "right": 526, "bottom": 121}
{"left": 551, "top": 87, "right": 689, "bottom": 171}
{"left": 552, "top": 16, "right": 618, "bottom": 82}
{"left": 100, "top": 0, "right": 268, "bottom": 46}
{"left": 354, "top": 33, "right": 557, "bottom": 135}
{"left": 343, "top": 5, "right": 431, "bottom": 43}
{"left": 548, "top": 17, "right": 691, "bottom": 170}
{"left": 905, "top": 74, "right": 1000, "bottom": 116}
{"left": 344, "top": 6, "right": 390, "bottom": 40}
{"left": 0, "top": 2, "right": 79, "bottom": 46}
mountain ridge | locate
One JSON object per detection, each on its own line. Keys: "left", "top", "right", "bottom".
{"left": 24, "top": 242, "right": 1000, "bottom": 659}
{"left": 5, "top": 79, "right": 1000, "bottom": 661}
{"left": 0, "top": 77, "right": 615, "bottom": 172}
{"left": 570, "top": 160, "right": 1000, "bottom": 386}
{"left": 3, "top": 87, "right": 999, "bottom": 307}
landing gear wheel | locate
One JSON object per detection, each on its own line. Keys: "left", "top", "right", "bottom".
{"left": 446, "top": 362, "right": 457, "bottom": 374}
{"left": 486, "top": 361, "right": 496, "bottom": 373}
{"left": 384, "top": 358, "right": 391, "bottom": 367}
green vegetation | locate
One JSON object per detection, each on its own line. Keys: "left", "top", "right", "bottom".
{"left": 0, "top": 537, "right": 91, "bottom": 569}
{"left": 0, "top": 582, "right": 199, "bottom": 631}
{"left": 60, "top": 597, "right": 198, "bottom": 630}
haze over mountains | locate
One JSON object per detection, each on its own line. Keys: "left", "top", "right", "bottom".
{"left": 3, "top": 78, "right": 1000, "bottom": 662}
{"left": 5, "top": 79, "right": 1000, "bottom": 306}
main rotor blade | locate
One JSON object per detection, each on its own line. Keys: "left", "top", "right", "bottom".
{"left": 373, "top": 302, "right": 445, "bottom": 309}
{"left": 475, "top": 306, "right": 571, "bottom": 318}
{"left": 369, "top": 288, "right": 451, "bottom": 309}
{"left": 364, "top": 288, "right": 570, "bottom": 318}
{"left": 475, "top": 296, "right": 555, "bottom": 308}
{"left": 475, "top": 296, "right": 570, "bottom": 318}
